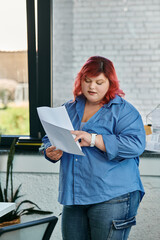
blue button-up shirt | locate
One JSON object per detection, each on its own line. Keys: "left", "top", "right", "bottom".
{"left": 42, "top": 95, "right": 145, "bottom": 205}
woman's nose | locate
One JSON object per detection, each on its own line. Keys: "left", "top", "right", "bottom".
{"left": 89, "top": 82, "right": 95, "bottom": 89}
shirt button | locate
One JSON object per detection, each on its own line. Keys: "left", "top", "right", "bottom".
{"left": 75, "top": 159, "right": 78, "bottom": 161}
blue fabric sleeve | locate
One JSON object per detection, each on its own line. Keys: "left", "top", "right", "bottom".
{"left": 102, "top": 107, "right": 146, "bottom": 161}
{"left": 42, "top": 135, "right": 52, "bottom": 149}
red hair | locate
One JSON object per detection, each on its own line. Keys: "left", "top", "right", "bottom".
{"left": 73, "top": 56, "right": 125, "bottom": 104}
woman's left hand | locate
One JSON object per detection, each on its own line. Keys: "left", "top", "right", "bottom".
{"left": 71, "top": 130, "right": 92, "bottom": 147}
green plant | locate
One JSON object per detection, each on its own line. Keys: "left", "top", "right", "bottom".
{"left": 0, "top": 138, "right": 52, "bottom": 223}
{"left": 0, "top": 106, "right": 29, "bottom": 135}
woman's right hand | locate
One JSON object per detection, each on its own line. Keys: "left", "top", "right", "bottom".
{"left": 46, "top": 146, "right": 63, "bottom": 161}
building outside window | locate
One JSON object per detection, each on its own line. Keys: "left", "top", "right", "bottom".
{"left": 0, "top": 0, "right": 29, "bottom": 136}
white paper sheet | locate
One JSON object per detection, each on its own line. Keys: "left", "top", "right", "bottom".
{"left": 37, "top": 106, "right": 84, "bottom": 156}
{"left": 145, "top": 133, "right": 160, "bottom": 153}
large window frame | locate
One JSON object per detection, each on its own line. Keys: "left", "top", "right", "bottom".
{"left": 0, "top": 0, "right": 52, "bottom": 149}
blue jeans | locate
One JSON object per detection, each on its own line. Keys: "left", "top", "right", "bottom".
{"left": 62, "top": 191, "right": 141, "bottom": 240}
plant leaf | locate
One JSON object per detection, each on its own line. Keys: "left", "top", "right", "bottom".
{"left": 12, "top": 184, "right": 23, "bottom": 202}
{"left": 15, "top": 199, "right": 41, "bottom": 214}
{"left": 16, "top": 207, "right": 35, "bottom": 216}
{"left": 4, "top": 188, "right": 8, "bottom": 202}
{"left": 5, "top": 138, "right": 16, "bottom": 200}
{"left": 19, "top": 208, "right": 53, "bottom": 216}
{"left": 0, "top": 136, "right": 53, "bottom": 222}
{"left": 0, "top": 183, "right": 4, "bottom": 202}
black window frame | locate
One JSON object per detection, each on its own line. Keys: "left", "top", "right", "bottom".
{"left": 0, "top": 0, "right": 52, "bottom": 150}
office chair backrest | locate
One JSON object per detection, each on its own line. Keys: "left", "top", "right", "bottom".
{"left": 0, "top": 215, "right": 58, "bottom": 240}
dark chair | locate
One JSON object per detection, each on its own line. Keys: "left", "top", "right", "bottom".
{"left": 0, "top": 215, "right": 58, "bottom": 240}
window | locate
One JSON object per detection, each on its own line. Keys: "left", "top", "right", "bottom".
{"left": 0, "top": 0, "right": 29, "bottom": 135}
{"left": 0, "top": 0, "right": 52, "bottom": 148}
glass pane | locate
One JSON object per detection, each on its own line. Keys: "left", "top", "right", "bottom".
{"left": 0, "top": 0, "right": 29, "bottom": 135}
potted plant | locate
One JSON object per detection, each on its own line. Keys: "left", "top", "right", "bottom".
{"left": 0, "top": 138, "right": 52, "bottom": 227}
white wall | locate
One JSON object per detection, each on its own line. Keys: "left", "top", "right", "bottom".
{"left": 52, "top": 0, "right": 160, "bottom": 124}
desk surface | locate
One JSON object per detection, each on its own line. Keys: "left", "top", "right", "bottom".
{"left": 0, "top": 203, "right": 16, "bottom": 217}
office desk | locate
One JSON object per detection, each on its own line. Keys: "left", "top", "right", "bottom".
{"left": 0, "top": 203, "right": 16, "bottom": 218}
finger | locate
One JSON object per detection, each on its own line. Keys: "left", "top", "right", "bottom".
{"left": 71, "top": 130, "right": 77, "bottom": 134}
{"left": 54, "top": 150, "right": 63, "bottom": 155}
{"left": 54, "top": 152, "right": 61, "bottom": 157}
{"left": 74, "top": 134, "right": 83, "bottom": 142}
{"left": 47, "top": 149, "right": 63, "bottom": 160}
{"left": 71, "top": 130, "right": 82, "bottom": 135}
{"left": 47, "top": 146, "right": 56, "bottom": 152}
{"left": 49, "top": 153, "right": 58, "bottom": 160}
{"left": 53, "top": 152, "right": 63, "bottom": 160}
{"left": 46, "top": 148, "right": 56, "bottom": 157}
{"left": 52, "top": 150, "right": 63, "bottom": 157}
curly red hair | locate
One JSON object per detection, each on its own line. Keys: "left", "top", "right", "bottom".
{"left": 73, "top": 56, "right": 125, "bottom": 104}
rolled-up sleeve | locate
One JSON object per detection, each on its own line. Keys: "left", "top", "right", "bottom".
{"left": 102, "top": 106, "right": 146, "bottom": 161}
{"left": 42, "top": 135, "right": 52, "bottom": 149}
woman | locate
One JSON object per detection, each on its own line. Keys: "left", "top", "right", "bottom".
{"left": 42, "top": 56, "right": 145, "bottom": 240}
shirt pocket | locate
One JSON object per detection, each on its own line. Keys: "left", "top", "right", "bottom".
{"left": 90, "top": 119, "right": 115, "bottom": 135}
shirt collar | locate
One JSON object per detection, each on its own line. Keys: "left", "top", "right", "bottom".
{"left": 75, "top": 95, "right": 86, "bottom": 120}
{"left": 103, "top": 95, "right": 123, "bottom": 108}
{"left": 76, "top": 94, "right": 85, "bottom": 102}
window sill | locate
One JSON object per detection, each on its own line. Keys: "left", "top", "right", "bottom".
{"left": 0, "top": 135, "right": 42, "bottom": 152}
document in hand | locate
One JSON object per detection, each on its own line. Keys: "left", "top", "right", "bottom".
{"left": 37, "top": 106, "right": 84, "bottom": 156}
